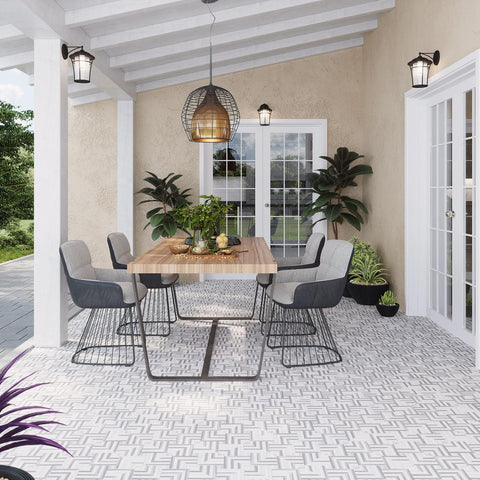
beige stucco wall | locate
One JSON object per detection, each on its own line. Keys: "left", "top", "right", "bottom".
{"left": 68, "top": 99, "right": 117, "bottom": 267}
{"left": 362, "top": 0, "right": 480, "bottom": 307}
{"left": 135, "top": 46, "right": 365, "bottom": 256}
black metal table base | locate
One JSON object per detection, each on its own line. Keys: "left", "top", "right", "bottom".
{"left": 131, "top": 276, "right": 273, "bottom": 382}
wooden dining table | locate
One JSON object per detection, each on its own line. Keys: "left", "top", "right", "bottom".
{"left": 127, "top": 237, "right": 277, "bottom": 382}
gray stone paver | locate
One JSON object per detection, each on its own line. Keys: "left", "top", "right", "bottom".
{"left": 0, "top": 255, "right": 34, "bottom": 357}
{"left": 0, "top": 254, "right": 79, "bottom": 359}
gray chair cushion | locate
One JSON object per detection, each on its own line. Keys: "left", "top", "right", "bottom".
{"left": 302, "top": 233, "right": 325, "bottom": 265}
{"left": 60, "top": 240, "right": 96, "bottom": 280}
{"left": 256, "top": 273, "right": 272, "bottom": 287}
{"left": 107, "top": 232, "right": 135, "bottom": 268}
{"left": 316, "top": 240, "right": 353, "bottom": 281}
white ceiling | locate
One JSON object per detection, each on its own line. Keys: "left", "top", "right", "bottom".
{"left": 0, "top": 0, "right": 395, "bottom": 105}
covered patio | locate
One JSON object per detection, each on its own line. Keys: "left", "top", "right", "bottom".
{"left": 1, "top": 0, "right": 480, "bottom": 478}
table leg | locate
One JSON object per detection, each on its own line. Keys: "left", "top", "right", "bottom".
{"left": 132, "top": 273, "right": 276, "bottom": 382}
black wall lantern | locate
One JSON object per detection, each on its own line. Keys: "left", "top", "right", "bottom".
{"left": 257, "top": 104, "right": 272, "bottom": 126}
{"left": 62, "top": 44, "right": 95, "bottom": 83}
{"left": 407, "top": 50, "right": 440, "bottom": 88}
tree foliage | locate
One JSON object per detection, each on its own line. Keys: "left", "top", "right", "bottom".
{"left": 0, "top": 102, "right": 34, "bottom": 228}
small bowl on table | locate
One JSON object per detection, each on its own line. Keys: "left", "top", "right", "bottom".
{"left": 169, "top": 244, "right": 190, "bottom": 255}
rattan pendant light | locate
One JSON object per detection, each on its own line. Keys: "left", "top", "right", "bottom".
{"left": 181, "top": 0, "right": 240, "bottom": 143}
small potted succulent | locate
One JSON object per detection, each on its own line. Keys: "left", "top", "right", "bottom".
{"left": 376, "top": 290, "right": 400, "bottom": 317}
{"left": 348, "top": 255, "right": 389, "bottom": 305}
{"left": 0, "top": 350, "right": 70, "bottom": 480}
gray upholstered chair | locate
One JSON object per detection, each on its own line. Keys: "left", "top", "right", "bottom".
{"left": 254, "top": 233, "right": 325, "bottom": 323}
{"left": 60, "top": 240, "right": 147, "bottom": 366}
{"left": 107, "top": 232, "right": 178, "bottom": 336}
{"left": 265, "top": 239, "right": 353, "bottom": 368}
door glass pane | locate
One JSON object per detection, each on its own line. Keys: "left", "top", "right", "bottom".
{"left": 429, "top": 99, "right": 452, "bottom": 321}
{"left": 464, "top": 89, "right": 476, "bottom": 333}
{"left": 269, "top": 131, "right": 315, "bottom": 258}
{"left": 212, "top": 133, "right": 256, "bottom": 237}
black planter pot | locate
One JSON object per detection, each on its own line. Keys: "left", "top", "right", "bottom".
{"left": 0, "top": 465, "right": 34, "bottom": 480}
{"left": 343, "top": 274, "right": 353, "bottom": 297}
{"left": 348, "top": 281, "right": 389, "bottom": 305}
{"left": 376, "top": 302, "right": 400, "bottom": 317}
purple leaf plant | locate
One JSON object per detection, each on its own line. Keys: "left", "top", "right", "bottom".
{"left": 0, "top": 350, "right": 71, "bottom": 455}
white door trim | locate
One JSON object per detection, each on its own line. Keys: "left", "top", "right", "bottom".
{"left": 404, "top": 49, "right": 480, "bottom": 365}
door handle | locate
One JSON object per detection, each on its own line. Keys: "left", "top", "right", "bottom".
{"left": 445, "top": 210, "right": 455, "bottom": 218}
{"left": 265, "top": 203, "right": 270, "bottom": 207}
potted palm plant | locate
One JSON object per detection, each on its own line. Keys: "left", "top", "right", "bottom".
{"left": 0, "top": 350, "right": 70, "bottom": 479}
{"left": 376, "top": 290, "right": 400, "bottom": 317}
{"left": 348, "top": 255, "right": 389, "bottom": 305}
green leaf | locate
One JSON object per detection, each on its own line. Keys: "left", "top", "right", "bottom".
{"left": 162, "top": 217, "right": 177, "bottom": 237}
{"left": 324, "top": 204, "right": 343, "bottom": 221}
{"left": 150, "top": 213, "right": 165, "bottom": 227}
{"left": 146, "top": 207, "right": 161, "bottom": 218}
{"left": 319, "top": 155, "right": 338, "bottom": 170}
{"left": 341, "top": 196, "right": 368, "bottom": 214}
{"left": 348, "top": 164, "right": 373, "bottom": 177}
{"left": 341, "top": 213, "right": 362, "bottom": 230}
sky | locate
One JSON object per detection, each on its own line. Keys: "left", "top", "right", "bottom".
{"left": 0, "top": 69, "right": 34, "bottom": 111}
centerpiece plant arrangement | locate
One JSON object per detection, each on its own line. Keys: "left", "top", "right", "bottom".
{"left": 174, "top": 195, "right": 232, "bottom": 253}
{"left": 137, "top": 171, "right": 192, "bottom": 240}
{"left": 376, "top": 290, "right": 400, "bottom": 317}
{"left": 0, "top": 350, "right": 70, "bottom": 480}
{"left": 302, "top": 147, "right": 372, "bottom": 239}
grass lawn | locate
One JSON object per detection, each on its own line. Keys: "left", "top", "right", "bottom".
{"left": 0, "top": 246, "right": 33, "bottom": 264}
{"left": 0, "top": 219, "right": 34, "bottom": 264}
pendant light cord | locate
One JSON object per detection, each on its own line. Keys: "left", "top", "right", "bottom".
{"left": 206, "top": 2, "right": 216, "bottom": 85}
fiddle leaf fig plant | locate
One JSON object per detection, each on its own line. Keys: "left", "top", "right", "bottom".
{"left": 137, "top": 171, "right": 192, "bottom": 241}
{"left": 302, "top": 147, "right": 372, "bottom": 239}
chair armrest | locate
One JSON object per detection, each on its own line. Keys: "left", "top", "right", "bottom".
{"left": 274, "top": 267, "right": 317, "bottom": 284}
{"left": 94, "top": 268, "right": 136, "bottom": 283}
{"left": 67, "top": 277, "right": 127, "bottom": 309}
{"left": 292, "top": 276, "right": 347, "bottom": 309}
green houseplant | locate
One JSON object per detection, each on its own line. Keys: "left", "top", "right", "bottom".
{"left": 0, "top": 350, "right": 70, "bottom": 480}
{"left": 137, "top": 172, "right": 192, "bottom": 241}
{"left": 348, "top": 255, "right": 389, "bottom": 305}
{"left": 376, "top": 290, "right": 400, "bottom": 317}
{"left": 302, "top": 147, "right": 372, "bottom": 239}
{"left": 174, "top": 195, "right": 232, "bottom": 250}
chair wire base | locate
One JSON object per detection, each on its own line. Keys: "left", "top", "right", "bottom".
{"left": 265, "top": 306, "right": 317, "bottom": 348}
{"left": 117, "top": 287, "right": 174, "bottom": 338}
{"left": 72, "top": 307, "right": 136, "bottom": 366}
{"left": 275, "top": 307, "right": 342, "bottom": 368}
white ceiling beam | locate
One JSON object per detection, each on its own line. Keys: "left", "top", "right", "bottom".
{"left": 65, "top": 0, "right": 185, "bottom": 28}
{"left": 69, "top": 92, "right": 112, "bottom": 107}
{"left": 2, "top": 0, "right": 135, "bottom": 100}
{"left": 0, "top": 50, "right": 34, "bottom": 70}
{"left": 125, "top": 20, "right": 376, "bottom": 82}
{"left": 110, "top": 0, "right": 394, "bottom": 69}
{"left": 68, "top": 83, "right": 101, "bottom": 98}
{"left": 92, "top": 0, "right": 350, "bottom": 50}
{"left": 0, "top": 24, "right": 24, "bottom": 42}
{"left": 136, "top": 36, "right": 364, "bottom": 92}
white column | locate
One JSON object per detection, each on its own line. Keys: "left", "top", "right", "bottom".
{"left": 33, "top": 38, "right": 68, "bottom": 347}
{"left": 117, "top": 100, "right": 135, "bottom": 251}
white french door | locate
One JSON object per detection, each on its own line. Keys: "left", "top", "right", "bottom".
{"left": 201, "top": 120, "right": 327, "bottom": 259}
{"left": 427, "top": 81, "right": 477, "bottom": 346}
